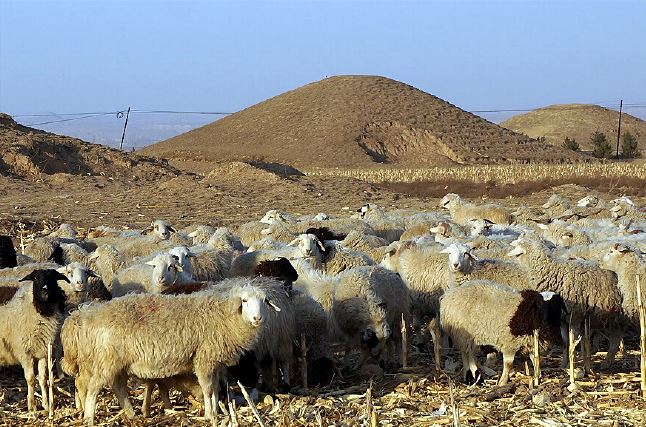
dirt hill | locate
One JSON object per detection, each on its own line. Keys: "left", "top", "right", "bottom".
{"left": 501, "top": 104, "right": 646, "bottom": 152}
{"left": 142, "top": 76, "right": 588, "bottom": 167}
{"left": 0, "top": 113, "right": 178, "bottom": 180}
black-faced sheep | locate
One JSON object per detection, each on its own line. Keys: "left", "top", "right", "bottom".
{"left": 0, "top": 235, "right": 17, "bottom": 268}
{"left": 0, "top": 269, "right": 68, "bottom": 411}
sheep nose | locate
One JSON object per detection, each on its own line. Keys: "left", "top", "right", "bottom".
{"left": 452, "top": 263, "right": 460, "bottom": 269}
{"left": 252, "top": 315, "right": 263, "bottom": 325}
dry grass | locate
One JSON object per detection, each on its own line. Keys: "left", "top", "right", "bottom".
{"left": 305, "top": 163, "right": 646, "bottom": 185}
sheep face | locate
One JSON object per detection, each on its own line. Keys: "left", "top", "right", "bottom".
{"left": 440, "top": 243, "right": 473, "bottom": 273}
{"left": 168, "top": 246, "right": 194, "bottom": 271}
{"left": 259, "top": 210, "right": 293, "bottom": 225}
{"left": 57, "top": 263, "right": 97, "bottom": 293}
{"left": 288, "top": 234, "right": 324, "bottom": 258}
{"left": 19, "top": 269, "right": 68, "bottom": 316}
{"left": 146, "top": 254, "right": 183, "bottom": 292}
{"left": 577, "top": 195, "right": 599, "bottom": 208}
{"left": 439, "top": 193, "right": 460, "bottom": 209}
{"left": 146, "top": 220, "right": 176, "bottom": 240}
{"left": 601, "top": 244, "right": 639, "bottom": 269}
{"left": 429, "top": 222, "right": 450, "bottom": 237}
{"left": 468, "top": 219, "right": 494, "bottom": 236}
{"left": 542, "top": 194, "right": 568, "bottom": 210}
{"left": 509, "top": 290, "right": 566, "bottom": 344}
{"left": 313, "top": 213, "right": 329, "bottom": 221}
{"left": 379, "top": 241, "right": 403, "bottom": 269}
{"left": 235, "top": 285, "right": 280, "bottom": 328}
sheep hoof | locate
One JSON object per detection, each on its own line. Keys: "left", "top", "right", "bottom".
{"left": 465, "top": 369, "right": 484, "bottom": 386}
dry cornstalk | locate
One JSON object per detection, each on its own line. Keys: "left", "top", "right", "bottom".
{"left": 637, "top": 275, "right": 645, "bottom": 398}
{"left": 301, "top": 333, "right": 308, "bottom": 389}
{"left": 448, "top": 377, "right": 460, "bottom": 427}
{"left": 365, "top": 379, "right": 377, "bottom": 427}
{"left": 227, "top": 398, "right": 239, "bottom": 427}
{"left": 47, "top": 341, "right": 54, "bottom": 417}
{"left": 533, "top": 329, "right": 540, "bottom": 387}
{"left": 237, "top": 381, "right": 266, "bottom": 427}
{"left": 568, "top": 323, "right": 582, "bottom": 392}
{"left": 401, "top": 314, "right": 408, "bottom": 369}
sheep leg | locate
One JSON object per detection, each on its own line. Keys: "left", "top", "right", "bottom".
{"left": 111, "top": 371, "right": 135, "bottom": 418}
{"left": 75, "top": 374, "right": 87, "bottom": 411}
{"left": 498, "top": 352, "right": 515, "bottom": 386}
{"left": 560, "top": 324, "right": 570, "bottom": 368}
{"left": 602, "top": 332, "right": 622, "bottom": 369}
{"left": 83, "top": 378, "right": 103, "bottom": 426}
{"left": 461, "top": 350, "right": 481, "bottom": 385}
{"left": 280, "top": 360, "right": 291, "bottom": 393}
{"left": 21, "top": 358, "right": 37, "bottom": 412}
{"left": 158, "top": 381, "right": 173, "bottom": 410}
{"left": 37, "top": 358, "right": 49, "bottom": 411}
{"left": 196, "top": 369, "right": 217, "bottom": 421}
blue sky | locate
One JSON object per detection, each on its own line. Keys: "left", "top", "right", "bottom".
{"left": 1, "top": 0, "right": 644, "bottom": 147}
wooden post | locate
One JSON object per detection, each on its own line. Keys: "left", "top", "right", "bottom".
{"left": 533, "top": 329, "right": 540, "bottom": 387}
{"left": 119, "top": 107, "right": 131, "bottom": 151}
{"left": 637, "top": 275, "right": 645, "bottom": 398}
{"left": 401, "top": 314, "right": 408, "bottom": 369}
{"left": 615, "top": 99, "right": 623, "bottom": 159}
{"left": 301, "top": 333, "right": 308, "bottom": 389}
{"left": 47, "top": 341, "right": 54, "bottom": 418}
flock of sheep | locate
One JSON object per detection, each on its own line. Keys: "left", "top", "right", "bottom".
{"left": 0, "top": 192, "right": 644, "bottom": 425}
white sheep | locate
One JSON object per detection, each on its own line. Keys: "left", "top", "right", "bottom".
{"left": 439, "top": 193, "right": 512, "bottom": 225}
{"left": 600, "top": 243, "right": 645, "bottom": 326}
{"left": 110, "top": 253, "right": 186, "bottom": 296}
{"left": 440, "top": 280, "right": 566, "bottom": 385}
{"left": 291, "top": 258, "right": 394, "bottom": 370}
{"left": 60, "top": 279, "right": 280, "bottom": 425}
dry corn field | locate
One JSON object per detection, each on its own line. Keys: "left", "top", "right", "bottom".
{"left": 305, "top": 163, "right": 646, "bottom": 185}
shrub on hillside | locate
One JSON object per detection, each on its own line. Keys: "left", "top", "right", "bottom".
{"left": 591, "top": 131, "right": 612, "bottom": 158}
{"left": 562, "top": 136, "right": 579, "bottom": 151}
{"left": 621, "top": 131, "right": 640, "bottom": 158}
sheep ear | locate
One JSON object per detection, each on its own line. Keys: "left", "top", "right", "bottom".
{"left": 260, "top": 228, "right": 272, "bottom": 236}
{"left": 143, "top": 226, "right": 154, "bottom": 234}
{"left": 439, "top": 247, "right": 451, "bottom": 254}
{"left": 287, "top": 238, "right": 299, "bottom": 247}
{"left": 186, "top": 251, "right": 196, "bottom": 258}
{"left": 316, "top": 238, "right": 326, "bottom": 252}
{"left": 19, "top": 272, "right": 35, "bottom": 282}
{"left": 56, "top": 266, "right": 68, "bottom": 275}
{"left": 87, "top": 270, "right": 98, "bottom": 278}
{"left": 562, "top": 232, "right": 573, "bottom": 239}
{"left": 168, "top": 226, "right": 177, "bottom": 233}
{"left": 468, "top": 251, "right": 479, "bottom": 262}
{"left": 174, "top": 264, "right": 184, "bottom": 273}
{"left": 145, "top": 259, "right": 157, "bottom": 266}
{"left": 617, "top": 244, "right": 631, "bottom": 253}
{"left": 537, "top": 224, "right": 549, "bottom": 230}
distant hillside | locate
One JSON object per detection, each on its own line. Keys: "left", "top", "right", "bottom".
{"left": 142, "top": 76, "right": 587, "bottom": 167}
{"left": 501, "top": 104, "right": 646, "bottom": 152}
{"left": 0, "top": 113, "right": 177, "bottom": 180}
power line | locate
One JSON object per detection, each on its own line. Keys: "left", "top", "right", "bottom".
{"left": 24, "top": 111, "right": 123, "bottom": 126}
{"left": 131, "top": 109, "right": 232, "bottom": 115}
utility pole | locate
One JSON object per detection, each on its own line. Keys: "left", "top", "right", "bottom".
{"left": 119, "top": 107, "right": 131, "bottom": 151}
{"left": 615, "top": 100, "right": 623, "bottom": 159}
